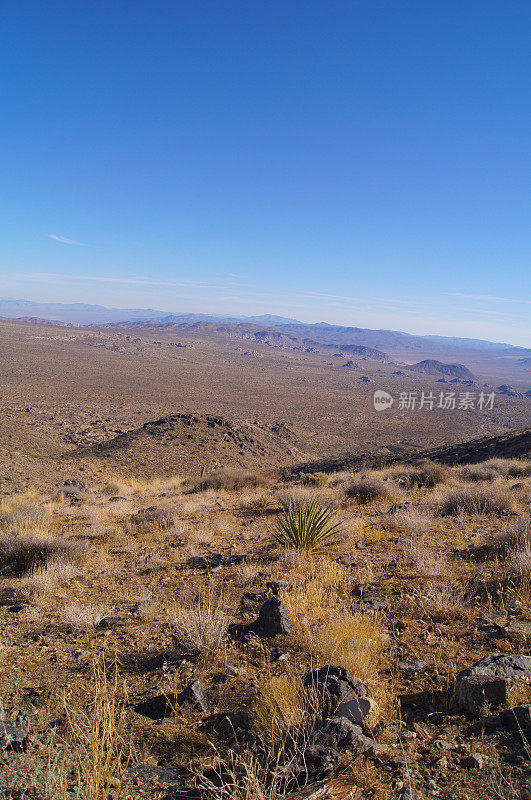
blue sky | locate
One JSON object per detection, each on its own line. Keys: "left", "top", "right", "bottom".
{"left": 1, "top": 1, "right": 530, "bottom": 344}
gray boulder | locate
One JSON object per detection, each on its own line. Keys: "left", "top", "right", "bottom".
{"left": 454, "top": 674, "right": 508, "bottom": 715}
{"left": 302, "top": 665, "right": 368, "bottom": 714}
{"left": 176, "top": 679, "right": 211, "bottom": 712}
{"left": 314, "top": 716, "right": 375, "bottom": 755}
{"left": 247, "top": 597, "right": 295, "bottom": 638}
{"left": 456, "top": 653, "right": 531, "bottom": 684}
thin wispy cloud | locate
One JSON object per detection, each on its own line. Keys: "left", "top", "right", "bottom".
{"left": 451, "top": 292, "right": 531, "bottom": 305}
{"left": 25, "top": 271, "right": 224, "bottom": 290}
{"left": 49, "top": 234, "right": 87, "bottom": 246}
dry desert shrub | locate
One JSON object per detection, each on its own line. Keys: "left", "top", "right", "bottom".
{"left": 253, "top": 674, "right": 312, "bottom": 748}
{"left": 404, "top": 536, "right": 448, "bottom": 577}
{"left": 409, "top": 582, "right": 472, "bottom": 622}
{"left": 495, "top": 517, "right": 531, "bottom": 554}
{"left": 192, "top": 468, "right": 265, "bottom": 492}
{"left": 22, "top": 557, "right": 81, "bottom": 600}
{"left": 127, "top": 505, "right": 174, "bottom": 534}
{"left": 0, "top": 506, "right": 86, "bottom": 574}
{"left": 391, "top": 507, "right": 434, "bottom": 536}
{"left": 512, "top": 543, "right": 531, "bottom": 577}
{"left": 310, "top": 613, "right": 386, "bottom": 693}
{"left": 484, "top": 457, "right": 531, "bottom": 479}
{"left": 300, "top": 471, "right": 329, "bottom": 487}
{"left": 62, "top": 602, "right": 111, "bottom": 629}
{"left": 344, "top": 475, "right": 393, "bottom": 505}
{"left": 435, "top": 482, "right": 513, "bottom": 516}
{"left": 456, "top": 463, "right": 500, "bottom": 483}
{"left": 280, "top": 557, "right": 350, "bottom": 631}
{"left": 171, "top": 584, "right": 231, "bottom": 655}
{"left": 388, "top": 459, "right": 448, "bottom": 488}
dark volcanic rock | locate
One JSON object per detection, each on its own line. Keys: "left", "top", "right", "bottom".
{"left": 314, "top": 716, "right": 375, "bottom": 754}
{"left": 176, "top": 680, "right": 210, "bottom": 712}
{"left": 499, "top": 704, "right": 531, "bottom": 731}
{"left": 246, "top": 597, "right": 295, "bottom": 638}
{"left": 455, "top": 674, "right": 508, "bottom": 715}
{"left": 302, "top": 666, "right": 368, "bottom": 715}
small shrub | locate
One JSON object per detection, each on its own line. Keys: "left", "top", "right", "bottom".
{"left": 456, "top": 463, "right": 499, "bottom": 483}
{"left": 274, "top": 499, "right": 341, "bottom": 551}
{"left": 344, "top": 476, "right": 391, "bottom": 505}
{"left": 436, "top": 484, "right": 512, "bottom": 516}
{"left": 0, "top": 522, "right": 86, "bottom": 575}
{"left": 127, "top": 506, "right": 174, "bottom": 534}
{"left": 23, "top": 557, "right": 80, "bottom": 599}
{"left": 390, "top": 459, "right": 448, "bottom": 488}
{"left": 301, "top": 472, "right": 328, "bottom": 487}
{"left": 62, "top": 603, "right": 111, "bottom": 629}
{"left": 171, "top": 587, "right": 230, "bottom": 654}
{"left": 192, "top": 469, "right": 265, "bottom": 492}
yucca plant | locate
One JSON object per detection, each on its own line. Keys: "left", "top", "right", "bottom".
{"left": 249, "top": 494, "right": 274, "bottom": 511}
{"left": 274, "top": 499, "right": 341, "bottom": 551}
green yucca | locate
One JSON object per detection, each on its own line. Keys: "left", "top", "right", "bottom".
{"left": 274, "top": 499, "right": 341, "bottom": 551}
{"left": 249, "top": 494, "right": 274, "bottom": 510}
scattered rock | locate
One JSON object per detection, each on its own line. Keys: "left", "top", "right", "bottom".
{"left": 176, "top": 680, "right": 211, "bottom": 712}
{"left": 314, "top": 716, "right": 375, "bottom": 755}
{"left": 456, "top": 652, "right": 531, "bottom": 684}
{"left": 454, "top": 674, "right": 508, "bottom": 715}
{"left": 56, "top": 479, "right": 86, "bottom": 504}
{"left": 302, "top": 666, "right": 368, "bottom": 715}
{"left": 0, "top": 711, "right": 29, "bottom": 751}
{"left": 134, "top": 680, "right": 210, "bottom": 718}
{"left": 300, "top": 744, "right": 341, "bottom": 779}
{"left": 399, "top": 659, "right": 427, "bottom": 677}
{"left": 246, "top": 597, "right": 295, "bottom": 638}
{"left": 499, "top": 704, "right": 531, "bottom": 731}
{"left": 335, "top": 697, "right": 378, "bottom": 726}
{"left": 461, "top": 752, "right": 487, "bottom": 769}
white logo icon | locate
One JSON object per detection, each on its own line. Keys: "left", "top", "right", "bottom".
{"left": 373, "top": 390, "right": 394, "bottom": 411}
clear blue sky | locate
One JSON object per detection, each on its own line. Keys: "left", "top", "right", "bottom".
{"left": 1, "top": 1, "right": 530, "bottom": 344}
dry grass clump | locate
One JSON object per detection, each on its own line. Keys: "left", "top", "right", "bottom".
{"left": 192, "top": 468, "right": 265, "bottom": 493}
{"left": 62, "top": 602, "right": 112, "bottom": 629}
{"left": 311, "top": 613, "right": 386, "bottom": 692}
{"left": 391, "top": 507, "right": 434, "bottom": 536}
{"left": 171, "top": 585, "right": 231, "bottom": 655}
{"left": 512, "top": 544, "right": 531, "bottom": 577}
{"left": 389, "top": 459, "right": 448, "bottom": 488}
{"left": 64, "top": 656, "right": 131, "bottom": 800}
{"left": 409, "top": 582, "right": 472, "bottom": 622}
{"left": 280, "top": 557, "right": 351, "bottom": 630}
{"left": 253, "top": 674, "right": 311, "bottom": 748}
{"left": 0, "top": 505, "right": 86, "bottom": 575}
{"left": 344, "top": 476, "right": 392, "bottom": 505}
{"left": 457, "top": 458, "right": 530, "bottom": 482}
{"left": 274, "top": 499, "right": 341, "bottom": 551}
{"left": 435, "top": 482, "right": 512, "bottom": 516}
{"left": 404, "top": 536, "right": 448, "bottom": 576}
{"left": 22, "top": 557, "right": 81, "bottom": 600}
{"left": 127, "top": 505, "right": 174, "bottom": 534}
{"left": 246, "top": 494, "right": 275, "bottom": 512}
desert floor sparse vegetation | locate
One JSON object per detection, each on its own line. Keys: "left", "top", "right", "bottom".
{"left": 0, "top": 457, "right": 530, "bottom": 799}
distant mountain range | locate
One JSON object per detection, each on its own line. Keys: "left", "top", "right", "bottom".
{"left": 0, "top": 297, "right": 529, "bottom": 360}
